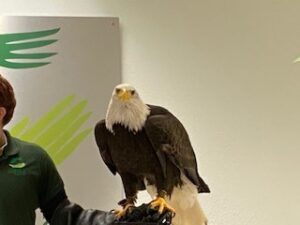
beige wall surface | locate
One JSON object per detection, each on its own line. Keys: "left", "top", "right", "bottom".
{"left": 1, "top": 1, "right": 300, "bottom": 225}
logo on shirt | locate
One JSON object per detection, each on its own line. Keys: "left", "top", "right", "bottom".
{"left": 9, "top": 156, "right": 26, "bottom": 168}
{"left": 8, "top": 157, "right": 27, "bottom": 175}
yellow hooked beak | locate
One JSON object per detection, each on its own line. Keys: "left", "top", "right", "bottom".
{"left": 117, "top": 89, "right": 133, "bottom": 101}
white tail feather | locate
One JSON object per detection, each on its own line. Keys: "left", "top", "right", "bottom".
{"left": 170, "top": 198, "right": 207, "bottom": 225}
{"left": 145, "top": 175, "right": 208, "bottom": 225}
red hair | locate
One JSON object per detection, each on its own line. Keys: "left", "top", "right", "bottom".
{"left": 0, "top": 75, "right": 16, "bottom": 126}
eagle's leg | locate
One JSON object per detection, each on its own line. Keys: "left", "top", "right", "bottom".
{"left": 150, "top": 190, "right": 176, "bottom": 214}
{"left": 114, "top": 173, "right": 138, "bottom": 218}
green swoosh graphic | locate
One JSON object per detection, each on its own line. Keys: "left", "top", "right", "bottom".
{"left": 294, "top": 57, "right": 300, "bottom": 63}
{"left": 53, "top": 128, "right": 92, "bottom": 165}
{"left": 9, "top": 117, "right": 30, "bottom": 137}
{"left": 0, "top": 28, "right": 60, "bottom": 69}
{"left": 34, "top": 100, "right": 89, "bottom": 147}
{"left": 9, "top": 95, "right": 93, "bottom": 165}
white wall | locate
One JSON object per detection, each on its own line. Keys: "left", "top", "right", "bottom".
{"left": 2, "top": 1, "right": 300, "bottom": 225}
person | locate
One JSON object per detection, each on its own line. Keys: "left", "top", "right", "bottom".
{"left": 0, "top": 74, "right": 116, "bottom": 225}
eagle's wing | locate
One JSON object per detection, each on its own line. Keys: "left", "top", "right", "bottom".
{"left": 144, "top": 107, "right": 210, "bottom": 193}
{"left": 0, "top": 28, "right": 59, "bottom": 69}
{"left": 94, "top": 120, "right": 117, "bottom": 175}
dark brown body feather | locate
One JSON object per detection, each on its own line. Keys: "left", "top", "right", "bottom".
{"left": 94, "top": 105, "right": 210, "bottom": 201}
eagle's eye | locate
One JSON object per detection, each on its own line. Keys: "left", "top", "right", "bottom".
{"left": 115, "top": 88, "right": 121, "bottom": 94}
{"left": 130, "top": 90, "right": 136, "bottom": 95}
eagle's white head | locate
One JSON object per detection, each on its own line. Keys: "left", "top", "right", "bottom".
{"left": 105, "top": 83, "right": 150, "bottom": 133}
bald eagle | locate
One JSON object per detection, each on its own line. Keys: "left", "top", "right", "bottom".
{"left": 94, "top": 84, "right": 210, "bottom": 225}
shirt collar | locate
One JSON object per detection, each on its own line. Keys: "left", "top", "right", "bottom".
{"left": 0, "top": 131, "right": 19, "bottom": 159}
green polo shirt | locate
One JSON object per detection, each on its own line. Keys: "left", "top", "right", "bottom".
{"left": 0, "top": 131, "right": 65, "bottom": 225}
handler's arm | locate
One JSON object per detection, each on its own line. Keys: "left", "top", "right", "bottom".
{"left": 38, "top": 151, "right": 116, "bottom": 225}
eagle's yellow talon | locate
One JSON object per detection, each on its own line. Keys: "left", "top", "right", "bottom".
{"left": 150, "top": 197, "right": 176, "bottom": 214}
{"left": 114, "top": 203, "right": 134, "bottom": 218}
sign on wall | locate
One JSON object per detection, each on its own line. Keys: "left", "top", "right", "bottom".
{"left": 0, "top": 16, "right": 122, "bottom": 224}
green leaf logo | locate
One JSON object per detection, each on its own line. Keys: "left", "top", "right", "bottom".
{"left": 9, "top": 95, "right": 93, "bottom": 165}
{"left": 0, "top": 28, "right": 60, "bottom": 69}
